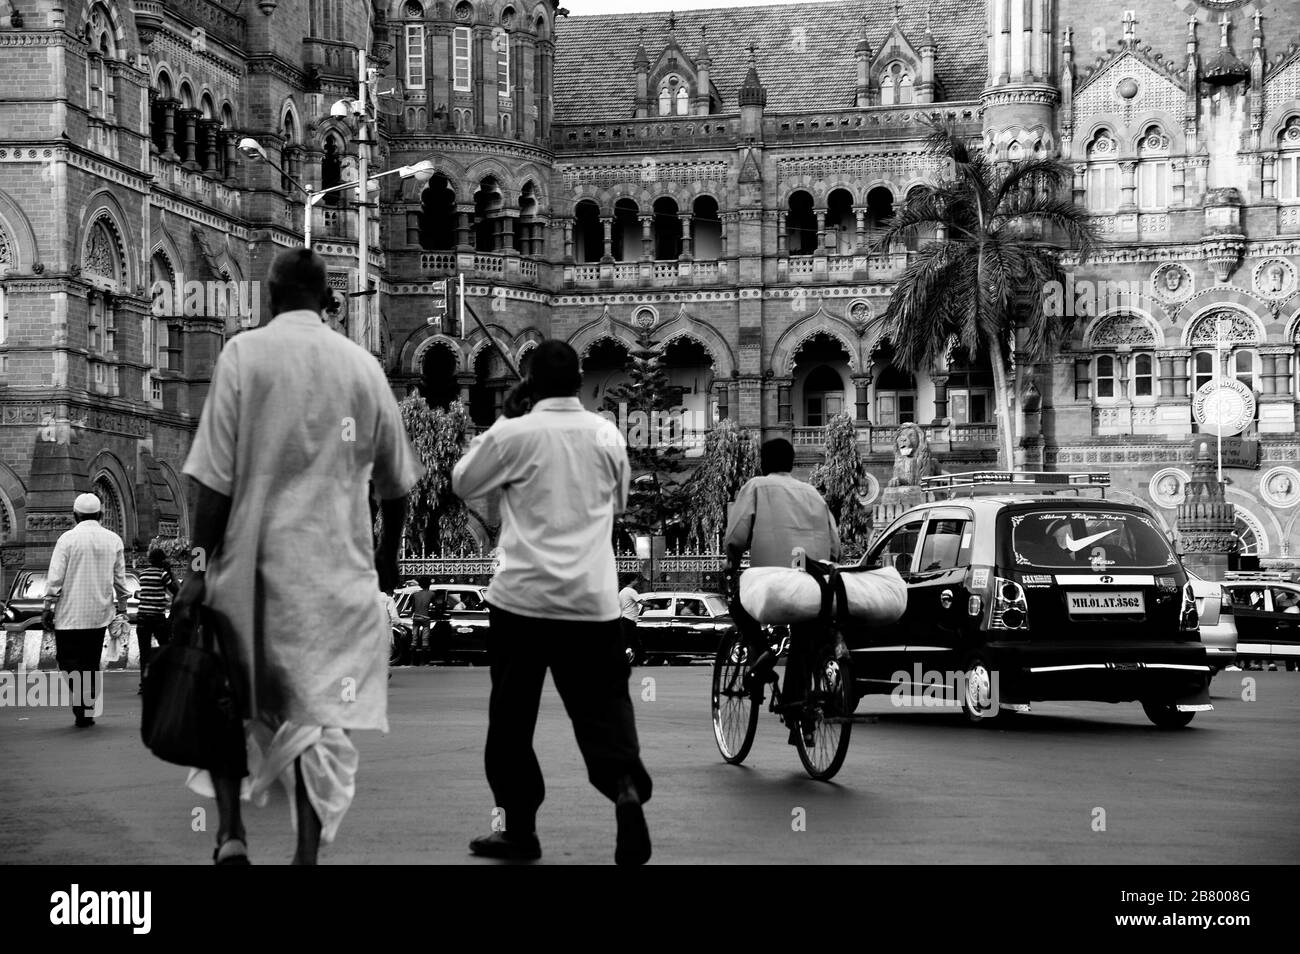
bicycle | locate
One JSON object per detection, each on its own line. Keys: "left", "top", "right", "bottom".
{"left": 711, "top": 556, "right": 858, "bottom": 782}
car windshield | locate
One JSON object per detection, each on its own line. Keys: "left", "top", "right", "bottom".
{"left": 19, "top": 574, "right": 47, "bottom": 598}
{"left": 1005, "top": 509, "right": 1176, "bottom": 571}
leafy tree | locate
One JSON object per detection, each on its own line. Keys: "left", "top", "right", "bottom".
{"left": 397, "top": 394, "right": 478, "bottom": 555}
{"left": 869, "top": 118, "right": 1098, "bottom": 469}
{"left": 603, "top": 327, "right": 688, "bottom": 536}
{"left": 809, "top": 413, "right": 873, "bottom": 559}
{"left": 679, "top": 418, "right": 759, "bottom": 550}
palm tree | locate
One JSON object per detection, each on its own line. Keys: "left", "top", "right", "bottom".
{"left": 868, "top": 119, "right": 1099, "bottom": 469}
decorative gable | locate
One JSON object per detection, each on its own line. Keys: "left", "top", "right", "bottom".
{"left": 1072, "top": 50, "right": 1188, "bottom": 148}
{"left": 869, "top": 23, "right": 927, "bottom": 106}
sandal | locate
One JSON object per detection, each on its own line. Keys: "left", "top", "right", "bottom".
{"left": 213, "top": 836, "right": 251, "bottom": 865}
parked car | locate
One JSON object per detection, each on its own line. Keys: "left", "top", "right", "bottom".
{"left": 1182, "top": 567, "right": 1237, "bottom": 672}
{"left": 630, "top": 592, "right": 735, "bottom": 665}
{"left": 3, "top": 569, "right": 141, "bottom": 630}
{"left": 1219, "top": 571, "right": 1300, "bottom": 671}
{"left": 855, "top": 472, "right": 1213, "bottom": 728}
{"left": 393, "top": 584, "right": 491, "bottom": 663}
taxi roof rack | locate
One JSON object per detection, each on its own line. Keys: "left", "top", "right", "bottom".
{"left": 1223, "top": 570, "right": 1296, "bottom": 582}
{"left": 922, "top": 471, "right": 1111, "bottom": 499}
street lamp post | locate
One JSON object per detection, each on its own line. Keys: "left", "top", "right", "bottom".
{"left": 238, "top": 135, "right": 434, "bottom": 338}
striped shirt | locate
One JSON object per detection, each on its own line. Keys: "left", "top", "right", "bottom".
{"left": 136, "top": 565, "right": 176, "bottom": 617}
{"left": 44, "top": 519, "right": 130, "bottom": 630}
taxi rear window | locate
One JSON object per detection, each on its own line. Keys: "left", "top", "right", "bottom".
{"left": 1003, "top": 509, "right": 1176, "bottom": 571}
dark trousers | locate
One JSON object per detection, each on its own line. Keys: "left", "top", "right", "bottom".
{"left": 728, "top": 594, "right": 807, "bottom": 708}
{"left": 53, "top": 628, "right": 104, "bottom": 720}
{"left": 136, "top": 615, "right": 170, "bottom": 680}
{"left": 485, "top": 605, "right": 652, "bottom": 835}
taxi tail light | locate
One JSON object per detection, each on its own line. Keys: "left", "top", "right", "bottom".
{"left": 967, "top": 594, "right": 983, "bottom": 616}
{"left": 990, "top": 577, "right": 1028, "bottom": 630}
{"left": 1180, "top": 582, "right": 1199, "bottom": 631}
{"left": 1220, "top": 590, "right": 1233, "bottom": 615}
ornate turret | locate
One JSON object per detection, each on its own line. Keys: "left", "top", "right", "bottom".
{"left": 1203, "top": 13, "right": 1249, "bottom": 87}
{"left": 738, "top": 44, "right": 766, "bottom": 139}
{"left": 1176, "top": 441, "right": 1238, "bottom": 579}
{"left": 633, "top": 29, "right": 651, "bottom": 118}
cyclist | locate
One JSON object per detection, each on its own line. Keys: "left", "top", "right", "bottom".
{"left": 724, "top": 438, "right": 840, "bottom": 737}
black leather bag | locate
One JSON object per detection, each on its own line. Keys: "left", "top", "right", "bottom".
{"left": 141, "top": 607, "right": 248, "bottom": 778}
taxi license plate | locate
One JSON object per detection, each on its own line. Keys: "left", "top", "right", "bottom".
{"left": 1067, "top": 591, "right": 1145, "bottom": 614}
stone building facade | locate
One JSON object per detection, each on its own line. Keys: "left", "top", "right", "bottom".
{"left": 1, "top": 0, "right": 1300, "bottom": 576}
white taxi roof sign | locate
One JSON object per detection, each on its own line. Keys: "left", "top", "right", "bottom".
{"left": 922, "top": 471, "right": 1111, "bottom": 499}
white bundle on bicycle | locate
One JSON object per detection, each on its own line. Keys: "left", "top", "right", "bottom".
{"left": 739, "top": 565, "right": 908, "bottom": 626}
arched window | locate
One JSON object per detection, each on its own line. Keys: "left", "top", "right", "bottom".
{"left": 876, "top": 366, "right": 916, "bottom": 426}
{"left": 1137, "top": 126, "right": 1170, "bottom": 210}
{"left": 321, "top": 134, "right": 344, "bottom": 206}
{"left": 1278, "top": 117, "right": 1300, "bottom": 201}
{"left": 658, "top": 87, "right": 671, "bottom": 116}
{"left": 1133, "top": 352, "right": 1154, "bottom": 399}
{"left": 880, "top": 61, "right": 913, "bottom": 106}
{"left": 85, "top": 5, "right": 116, "bottom": 121}
{"left": 612, "top": 198, "right": 639, "bottom": 262}
{"left": 92, "top": 474, "right": 125, "bottom": 539}
{"left": 281, "top": 109, "right": 299, "bottom": 192}
{"left": 1095, "top": 354, "right": 1116, "bottom": 399}
{"left": 406, "top": 22, "right": 426, "bottom": 89}
{"left": 1234, "top": 349, "right": 1260, "bottom": 392}
{"left": 1192, "top": 350, "right": 1215, "bottom": 391}
{"left": 947, "top": 350, "right": 994, "bottom": 422}
{"left": 803, "top": 365, "right": 845, "bottom": 427}
{"left": 675, "top": 86, "right": 689, "bottom": 115}
{"left": 573, "top": 199, "right": 602, "bottom": 262}
{"left": 1086, "top": 130, "right": 1119, "bottom": 212}
{"left": 473, "top": 176, "right": 502, "bottom": 252}
{"left": 691, "top": 195, "right": 721, "bottom": 260}
{"left": 786, "top": 191, "right": 816, "bottom": 255}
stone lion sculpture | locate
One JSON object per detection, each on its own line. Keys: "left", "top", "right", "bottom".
{"left": 886, "top": 422, "right": 937, "bottom": 489}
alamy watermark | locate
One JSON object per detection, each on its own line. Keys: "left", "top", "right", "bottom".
{"left": 0, "top": 666, "right": 103, "bottom": 716}
{"left": 151, "top": 274, "right": 261, "bottom": 327}
{"left": 890, "top": 664, "right": 1000, "bottom": 712}
{"left": 1042, "top": 276, "right": 1143, "bottom": 319}
{"left": 598, "top": 402, "right": 710, "bottom": 451}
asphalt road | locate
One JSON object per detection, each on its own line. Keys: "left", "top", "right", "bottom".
{"left": 1, "top": 666, "right": 1297, "bottom": 865}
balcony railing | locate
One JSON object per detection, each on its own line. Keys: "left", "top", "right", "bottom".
{"left": 417, "top": 251, "right": 542, "bottom": 284}
{"left": 561, "top": 258, "right": 728, "bottom": 287}
{"left": 791, "top": 422, "right": 1000, "bottom": 451}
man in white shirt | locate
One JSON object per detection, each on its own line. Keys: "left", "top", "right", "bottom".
{"left": 618, "top": 574, "right": 643, "bottom": 663}
{"left": 453, "top": 340, "right": 652, "bottom": 865}
{"left": 43, "top": 492, "right": 129, "bottom": 727}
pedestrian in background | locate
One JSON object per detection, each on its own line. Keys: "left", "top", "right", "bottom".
{"left": 408, "top": 578, "right": 435, "bottom": 665}
{"left": 454, "top": 340, "right": 653, "bottom": 865}
{"left": 135, "top": 547, "right": 178, "bottom": 694}
{"left": 618, "top": 573, "right": 643, "bottom": 663}
{"left": 172, "top": 248, "right": 422, "bottom": 865}
{"left": 42, "top": 493, "right": 129, "bottom": 728}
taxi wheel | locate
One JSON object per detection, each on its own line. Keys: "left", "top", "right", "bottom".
{"left": 960, "top": 653, "right": 1005, "bottom": 726}
{"left": 1141, "top": 700, "right": 1195, "bottom": 729}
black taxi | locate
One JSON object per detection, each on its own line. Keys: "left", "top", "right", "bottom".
{"left": 854, "top": 472, "right": 1212, "bottom": 728}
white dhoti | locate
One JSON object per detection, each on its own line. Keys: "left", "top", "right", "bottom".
{"left": 186, "top": 717, "right": 360, "bottom": 844}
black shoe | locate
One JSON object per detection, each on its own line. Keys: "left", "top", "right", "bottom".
{"left": 469, "top": 831, "right": 541, "bottom": 861}
{"left": 615, "top": 796, "right": 651, "bottom": 866}
{"left": 74, "top": 716, "right": 95, "bottom": 728}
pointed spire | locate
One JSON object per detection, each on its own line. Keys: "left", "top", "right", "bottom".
{"left": 739, "top": 41, "right": 766, "bottom": 108}
{"left": 634, "top": 25, "right": 649, "bottom": 69}
{"left": 1203, "top": 12, "right": 1248, "bottom": 86}
{"left": 856, "top": 12, "right": 871, "bottom": 55}
{"left": 697, "top": 23, "right": 711, "bottom": 61}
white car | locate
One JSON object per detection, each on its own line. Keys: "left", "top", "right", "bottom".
{"left": 1182, "top": 567, "right": 1237, "bottom": 672}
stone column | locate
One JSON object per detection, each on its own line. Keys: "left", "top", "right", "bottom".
{"left": 639, "top": 215, "right": 653, "bottom": 260}
{"left": 161, "top": 99, "right": 179, "bottom": 160}
{"left": 201, "top": 119, "right": 220, "bottom": 174}
{"left": 601, "top": 217, "right": 613, "bottom": 262}
{"left": 1118, "top": 160, "right": 1138, "bottom": 211}
{"left": 456, "top": 207, "right": 474, "bottom": 250}
{"left": 814, "top": 210, "right": 826, "bottom": 251}
{"left": 852, "top": 374, "right": 872, "bottom": 422}
{"left": 679, "top": 213, "right": 693, "bottom": 260}
{"left": 931, "top": 372, "right": 950, "bottom": 422}
{"left": 224, "top": 131, "right": 239, "bottom": 183}
{"left": 179, "top": 109, "right": 200, "bottom": 170}
{"left": 776, "top": 212, "right": 787, "bottom": 256}
{"left": 563, "top": 219, "right": 575, "bottom": 261}
{"left": 854, "top": 208, "right": 866, "bottom": 248}
{"left": 147, "top": 89, "right": 159, "bottom": 155}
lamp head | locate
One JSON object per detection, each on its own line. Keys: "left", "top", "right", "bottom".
{"left": 237, "top": 137, "right": 267, "bottom": 161}
{"left": 330, "top": 99, "right": 357, "bottom": 117}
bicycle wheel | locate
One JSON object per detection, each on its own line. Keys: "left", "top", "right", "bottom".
{"left": 794, "top": 650, "right": 854, "bottom": 782}
{"left": 712, "top": 633, "right": 759, "bottom": 765}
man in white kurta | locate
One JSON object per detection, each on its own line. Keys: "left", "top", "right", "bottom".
{"left": 177, "top": 249, "right": 422, "bottom": 864}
